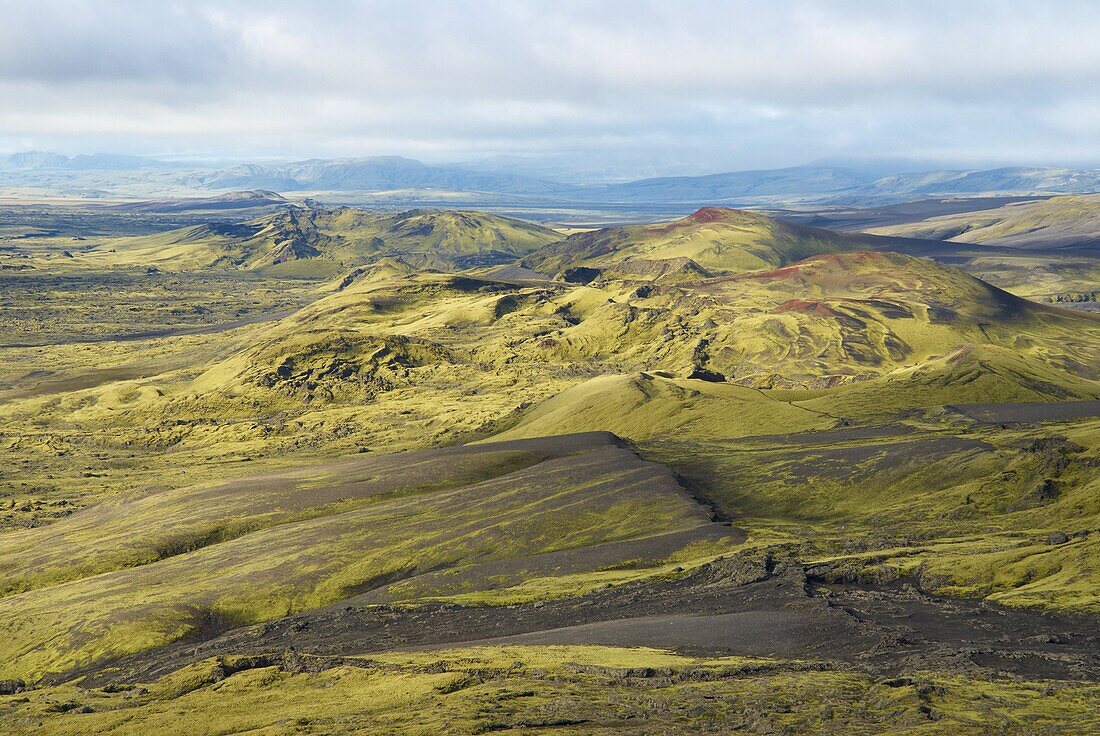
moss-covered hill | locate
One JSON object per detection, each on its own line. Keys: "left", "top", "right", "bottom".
{"left": 0, "top": 433, "right": 735, "bottom": 680}
{"left": 77, "top": 205, "right": 561, "bottom": 275}
{"left": 518, "top": 206, "right": 941, "bottom": 280}
{"left": 4, "top": 251, "right": 1095, "bottom": 513}
{"left": 868, "top": 193, "right": 1100, "bottom": 250}
{"left": 3, "top": 204, "right": 1100, "bottom": 733}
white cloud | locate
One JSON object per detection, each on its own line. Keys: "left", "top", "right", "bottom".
{"left": 2, "top": 0, "right": 1099, "bottom": 171}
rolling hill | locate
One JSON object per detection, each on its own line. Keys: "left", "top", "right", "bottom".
{"left": 81, "top": 205, "right": 562, "bottom": 275}
{"left": 0, "top": 432, "right": 729, "bottom": 680}
{"left": 3, "top": 246, "right": 1098, "bottom": 693}
{"left": 518, "top": 205, "right": 1021, "bottom": 281}
{"left": 520, "top": 206, "right": 861, "bottom": 278}
{"left": 511, "top": 250, "right": 1100, "bottom": 390}
{"left": 867, "top": 193, "right": 1100, "bottom": 250}
{"left": 578, "top": 165, "right": 1100, "bottom": 206}
{"left": 515, "top": 204, "right": 1100, "bottom": 309}
{"left": 15, "top": 244, "right": 1094, "bottom": 538}
{"left": 106, "top": 250, "right": 1100, "bottom": 451}
{"left": 6, "top": 151, "right": 1100, "bottom": 211}
{"left": 4, "top": 197, "right": 1100, "bottom": 734}
{"left": 859, "top": 195, "right": 1100, "bottom": 304}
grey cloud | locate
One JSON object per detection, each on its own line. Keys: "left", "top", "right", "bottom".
{"left": 0, "top": 2, "right": 238, "bottom": 85}
{"left": 1, "top": 0, "right": 1098, "bottom": 171}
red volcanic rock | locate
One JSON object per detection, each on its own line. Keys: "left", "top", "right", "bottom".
{"left": 686, "top": 206, "right": 737, "bottom": 223}
{"left": 654, "top": 207, "right": 742, "bottom": 233}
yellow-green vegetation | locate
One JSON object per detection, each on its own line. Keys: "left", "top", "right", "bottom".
{"left": 520, "top": 205, "right": 861, "bottom": 278}
{"left": 646, "top": 415, "right": 1100, "bottom": 612}
{"left": 2, "top": 202, "right": 1100, "bottom": 732}
{"left": 0, "top": 434, "right": 726, "bottom": 680}
{"left": 0, "top": 273, "right": 579, "bottom": 524}
{"left": 511, "top": 250, "right": 1099, "bottom": 392}
{"left": 946, "top": 251, "right": 1100, "bottom": 303}
{"left": 865, "top": 194, "right": 1100, "bottom": 301}
{"left": 868, "top": 193, "right": 1100, "bottom": 249}
{"left": 6, "top": 248, "right": 1094, "bottom": 531}
{"left": 4, "top": 645, "right": 1098, "bottom": 735}
{"left": 491, "top": 372, "right": 834, "bottom": 441}
{"left": 0, "top": 442, "right": 573, "bottom": 596}
{"left": 73, "top": 206, "right": 561, "bottom": 275}
{"left": 0, "top": 270, "right": 317, "bottom": 346}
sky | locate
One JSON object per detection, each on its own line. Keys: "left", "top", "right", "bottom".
{"left": 2, "top": 0, "right": 1099, "bottom": 179}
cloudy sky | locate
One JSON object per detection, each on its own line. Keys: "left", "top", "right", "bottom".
{"left": 2, "top": 0, "right": 1099, "bottom": 178}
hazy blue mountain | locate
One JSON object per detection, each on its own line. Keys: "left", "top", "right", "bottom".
{"left": 449, "top": 153, "right": 724, "bottom": 185}
{"left": 578, "top": 165, "right": 1100, "bottom": 205}
{"left": 581, "top": 166, "right": 872, "bottom": 203}
{"left": 1, "top": 151, "right": 71, "bottom": 169}
{"left": 0, "top": 151, "right": 169, "bottom": 170}
{"left": 195, "top": 156, "right": 572, "bottom": 195}
{"left": 4, "top": 151, "right": 1100, "bottom": 204}
{"left": 64, "top": 153, "right": 171, "bottom": 170}
{"left": 197, "top": 159, "right": 1097, "bottom": 203}
{"left": 861, "top": 166, "right": 1100, "bottom": 197}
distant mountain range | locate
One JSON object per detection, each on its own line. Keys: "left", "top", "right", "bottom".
{"left": 0, "top": 151, "right": 171, "bottom": 170}
{"left": 3, "top": 151, "right": 1100, "bottom": 204}
{"left": 582, "top": 166, "right": 1100, "bottom": 204}
{"left": 186, "top": 156, "right": 572, "bottom": 195}
{"left": 586, "top": 167, "right": 867, "bottom": 202}
{"left": 859, "top": 167, "right": 1100, "bottom": 198}
{"left": 183, "top": 161, "right": 1100, "bottom": 203}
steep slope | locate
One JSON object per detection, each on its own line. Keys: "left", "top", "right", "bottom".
{"left": 5, "top": 232, "right": 1100, "bottom": 701}
{"left": 6, "top": 199, "right": 1100, "bottom": 732}
{"left": 867, "top": 193, "right": 1100, "bottom": 250}
{"left": 82, "top": 205, "right": 561, "bottom": 274}
{"left": 49, "top": 252, "right": 1096, "bottom": 465}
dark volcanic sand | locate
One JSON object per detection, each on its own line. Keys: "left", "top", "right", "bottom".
{"left": 949, "top": 400, "right": 1100, "bottom": 424}
{"left": 83, "top": 553, "right": 1099, "bottom": 687}
{"left": 38, "top": 433, "right": 1097, "bottom": 689}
